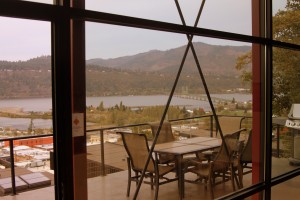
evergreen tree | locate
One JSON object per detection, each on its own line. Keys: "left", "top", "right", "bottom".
{"left": 97, "top": 101, "right": 105, "bottom": 111}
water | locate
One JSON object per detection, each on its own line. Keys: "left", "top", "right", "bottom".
{"left": 87, "top": 95, "right": 211, "bottom": 110}
{"left": 0, "top": 94, "right": 251, "bottom": 130}
{"left": 0, "top": 98, "right": 52, "bottom": 112}
{"left": 209, "top": 93, "right": 252, "bottom": 102}
{"left": 0, "top": 117, "right": 52, "bottom": 130}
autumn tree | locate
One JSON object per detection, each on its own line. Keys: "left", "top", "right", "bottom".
{"left": 235, "top": 0, "right": 300, "bottom": 115}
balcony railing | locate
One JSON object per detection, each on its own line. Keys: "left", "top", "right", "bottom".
{"left": 0, "top": 133, "right": 53, "bottom": 195}
{"left": 0, "top": 114, "right": 261, "bottom": 196}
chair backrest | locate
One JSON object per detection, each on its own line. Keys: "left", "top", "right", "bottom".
{"left": 148, "top": 121, "right": 175, "bottom": 144}
{"left": 213, "top": 130, "right": 241, "bottom": 170}
{"left": 217, "top": 116, "right": 245, "bottom": 136}
{"left": 119, "top": 132, "right": 155, "bottom": 172}
{"left": 241, "top": 130, "right": 252, "bottom": 163}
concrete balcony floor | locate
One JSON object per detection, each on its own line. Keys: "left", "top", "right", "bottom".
{"left": 2, "top": 157, "right": 300, "bottom": 200}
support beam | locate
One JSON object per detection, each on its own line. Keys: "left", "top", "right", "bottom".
{"left": 71, "top": 1, "right": 87, "bottom": 200}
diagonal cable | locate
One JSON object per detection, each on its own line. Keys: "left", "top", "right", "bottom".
{"left": 175, "top": 0, "right": 228, "bottom": 153}
{"left": 133, "top": 1, "right": 207, "bottom": 199}
{"left": 133, "top": 19, "right": 193, "bottom": 200}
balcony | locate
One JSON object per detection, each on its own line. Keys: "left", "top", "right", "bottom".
{"left": 0, "top": 115, "right": 299, "bottom": 199}
{"left": 1, "top": 158, "right": 300, "bottom": 200}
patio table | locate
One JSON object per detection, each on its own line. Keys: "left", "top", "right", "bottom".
{"left": 154, "top": 137, "right": 221, "bottom": 199}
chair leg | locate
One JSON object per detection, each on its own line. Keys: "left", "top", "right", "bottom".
{"left": 126, "top": 158, "right": 131, "bottom": 197}
{"left": 208, "top": 175, "right": 214, "bottom": 199}
{"left": 154, "top": 175, "right": 159, "bottom": 200}
{"left": 238, "top": 165, "right": 244, "bottom": 188}
{"left": 204, "top": 178, "right": 208, "bottom": 190}
{"left": 150, "top": 173, "right": 154, "bottom": 190}
{"left": 127, "top": 169, "right": 131, "bottom": 197}
{"left": 233, "top": 171, "right": 240, "bottom": 189}
{"left": 230, "top": 169, "right": 236, "bottom": 191}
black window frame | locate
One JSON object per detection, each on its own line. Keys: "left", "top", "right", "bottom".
{"left": 1, "top": 0, "right": 300, "bottom": 199}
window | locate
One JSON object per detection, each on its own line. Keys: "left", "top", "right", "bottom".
{"left": 1, "top": 0, "right": 300, "bottom": 199}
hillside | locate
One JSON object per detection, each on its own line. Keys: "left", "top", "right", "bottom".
{"left": 87, "top": 42, "right": 251, "bottom": 75}
{"left": 0, "top": 42, "right": 251, "bottom": 99}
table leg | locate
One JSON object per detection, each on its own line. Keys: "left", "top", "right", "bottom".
{"left": 177, "top": 155, "right": 184, "bottom": 199}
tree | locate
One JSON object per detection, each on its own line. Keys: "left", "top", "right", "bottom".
{"left": 28, "top": 113, "right": 35, "bottom": 134}
{"left": 235, "top": 51, "right": 252, "bottom": 88}
{"left": 97, "top": 101, "right": 105, "bottom": 111}
{"left": 272, "top": 0, "right": 300, "bottom": 114}
{"left": 235, "top": 0, "right": 300, "bottom": 115}
{"left": 231, "top": 97, "right": 236, "bottom": 104}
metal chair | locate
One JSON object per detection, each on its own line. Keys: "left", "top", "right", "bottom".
{"left": 118, "top": 131, "right": 178, "bottom": 200}
{"left": 197, "top": 116, "right": 245, "bottom": 163}
{"left": 186, "top": 130, "right": 242, "bottom": 199}
{"left": 233, "top": 130, "right": 252, "bottom": 188}
{"left": 217, "top": 116, "right": 245, "bottom": 136}
{"left": 148, "top": 122, "right": 176, "bottom": 164}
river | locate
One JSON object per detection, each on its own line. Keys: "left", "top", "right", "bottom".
{"left": 0, "top": 94, "right": 251, "bottom": 130}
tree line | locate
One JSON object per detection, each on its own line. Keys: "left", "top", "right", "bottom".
{"left": 86, "top": 101, "right": 206, "bottom": 127}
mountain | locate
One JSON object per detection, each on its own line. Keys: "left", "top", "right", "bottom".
{"left": 0, "top": 42, "right": 250, "bottom": 75}
{"left": 87, "top": 42, "right": 251, "bottom": 75}
{"left": 0, "top": 55, "right": 51, "bottom": 70}
{"left": 0, "top": 42, "right": 251, "bottom": 99}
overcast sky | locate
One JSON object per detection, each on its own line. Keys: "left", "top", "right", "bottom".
{"left": 0, "top": 0, "right": 286, "bottom": 61}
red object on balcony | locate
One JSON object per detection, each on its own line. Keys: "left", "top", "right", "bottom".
{"left": 4, "top": 136, "right": 53, "bottom": 147}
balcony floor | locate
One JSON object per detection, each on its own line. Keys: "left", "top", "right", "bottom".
{"left": 1, "top": 158, "right": 300, "bottom": 200}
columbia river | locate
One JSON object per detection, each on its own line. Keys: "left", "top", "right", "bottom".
{"left": 0, "top": 94, "right": 251, "bottom": 130}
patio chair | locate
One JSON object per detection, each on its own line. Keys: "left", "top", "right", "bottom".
{"left": 186, "top": 129, "right": 242, "bottom": 199}
{"left": 149, "top": 121, "right": 175, "bottom": 144}
{"left": 233, "top": 130, "right": 252, "bottom": 188}
{"left": 148, "top": 122, "right": 176, "bottom": 164}
{"left": 118, "top": 131, "right": 178, "bottom": 200}
{"left": 217, "top": 116, "right": 245, "bottom": 136}
{"left": 197, "top": 116, "right": 245, "bottom": 163}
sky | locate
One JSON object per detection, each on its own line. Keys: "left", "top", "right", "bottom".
{"left": 0, "top": 0, "right": 286, "bottom": 61}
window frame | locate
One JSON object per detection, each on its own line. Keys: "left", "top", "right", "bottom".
{"left": 1, "top": 0, "right": 300, "bottom": 199}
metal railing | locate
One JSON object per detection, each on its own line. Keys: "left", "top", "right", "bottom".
{"left": 0, "top": 134, "right": 53, "bottom": 195}
{"left": 87, "top": 115, "right": 217, "bottom": 176}
{"left": 86, "top": 114, "right": 252, "bottom": 176}
{"left": 0, "top": 114, "right": 252, "bottom": 195}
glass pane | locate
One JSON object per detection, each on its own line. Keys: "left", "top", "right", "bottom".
{"left": 273, "top": 0, "right": 300, "bottom": 45}
{"left": 0, "top": 17, "right": 53, "bottom": 197}
{"left": 86, "top": 0, "right": 179, "bottom": 23}
{"left": 86, "top": 23, "right": 183, "bottom": 199}
{"left": 272, "top": 175, "right": 300, "bottom": 199}
{"left": 86, "top": 21, "right": 260, "bottom": 199}
{"left": 272, "top": 47, "right": 300, "bottom": 177}
{"left": 21, "top": 0, "right": 53, "bottom": 4}
{"left": 86, "top": 23, "right": 186, "bottom": 60}
{"left": 86, "top": 0, "right": 252, "bottom": 36}
{"left": 197, "top": 0, "right": 252, "bottom": 35}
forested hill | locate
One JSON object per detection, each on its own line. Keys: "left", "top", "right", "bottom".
{"left": 87, "top": 42, "right": 251, "bottom": 75}
{"left": 0, "top": 42, "right": 251, "bottom": 99}
{"left": 0, "top": 56, "right": 51, "bottom": 70}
